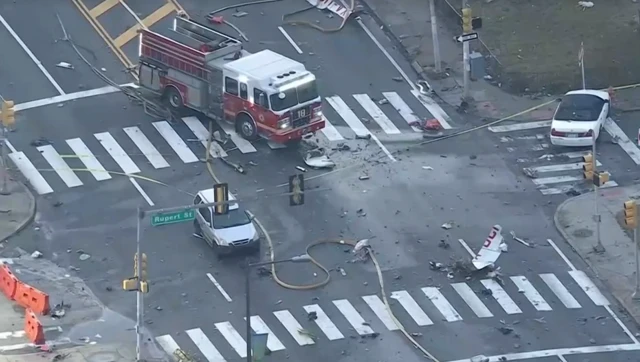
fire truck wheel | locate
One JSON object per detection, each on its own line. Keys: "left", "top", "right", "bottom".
{"left": 163, "top": 87, "right": 183, "bottom": 110}
{"left": 236, "top": 114, "right": 258, "bottom": 141}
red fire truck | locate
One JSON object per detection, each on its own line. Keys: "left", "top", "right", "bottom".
{"left": 137, "top": 16, "right": 325, "bottom": 144}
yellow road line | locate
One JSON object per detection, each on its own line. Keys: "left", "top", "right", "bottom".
{"left": 88, "top": 0, "right": 119, "bottom": 18}
{"left": 113, "top": 24, "right": 142, "bottom": 48}
{"left": 113, "top": 2, "right": 176, "bottom": 48}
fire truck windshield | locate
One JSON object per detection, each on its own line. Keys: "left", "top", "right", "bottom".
{"left": 269, "top": 80, "right": 319, "bottom": 112}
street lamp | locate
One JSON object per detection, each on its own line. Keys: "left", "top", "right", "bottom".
{"left": 245, "top": 255, "right": 311, "bottom": 362}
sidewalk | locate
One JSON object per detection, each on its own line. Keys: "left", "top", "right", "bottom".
{"left": 361, "top": 0, "right": 558, "bottom": 121}
{"left": 0, "top": 343, "right": 136, "bottom": 362}
{"left": 0, "top": 178, "right": 36, "bottom": 244}
{"left": 555, "top": 184, "right": 640, "bottom": 324}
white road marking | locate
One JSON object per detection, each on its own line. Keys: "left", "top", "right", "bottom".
{"left": 531, "top": 175, "right": 582, "bottom": 185}
{"left": 152, "top": 121, "right": 199, "bottom": 163}
{"left": 539, "top": 273, "right": 581, "bottom": 309}
{"left": 547, "top": 239, "right": 577, "bottom": 271}
{"left": 36, "top": 145, "right": 83, "bottom": 188}
{"left": 186, "top": 328, "right": 227, "bottom": 362}
{"left": 123, "top": 127, "right": 170, "bottom": 169}
{"left": 320, "top": 116, "right": 345, "bottom": 141}
{"left": 558, "top": 354, "right": 569, "bottom": 362}
{"left": 267, "top": 141, "right": 287, "bottom": 150}
{"left": 390, "top": 290, "right": 433, "bottom": 326}
{"left": 411, "top": 89, "right": 453, "bottom": 129}
{"left": 129, "top": 178, "right": 154, "bottom": 206}
{"left": 155, "top": 335, "right": 180, "bottom": 356}
{"left": 604, "top": 118, "right": 640, "bottom": 165}
{"left": 245, "top": 316, "right": 285, "bottom": 351}
{"left": 526, "top": 161, "right": 602, "bottom": 173}
{"left": 182, "top": 117, "right": 228, "bottom": 158}
{"left": 510, "top": 276, "right": 552, "bottom": 311}
{"left": 0, "top": 326, "right": 61, "bottom": 340}
{"left": 206, "top": 273, "right": 232, "bottom": 302}
{"left": 0, "top": 14, "right": 65, "bottom": 95}
{"left": 277, "top": 26, "right": 303, "bottom": 54}
{"left": 488, "top": 120, "right": 552, "bottom": 133}
{"left": 421, "top": 287, "right": 462, "bottom": 322}
{"left": 333, "top": 299, "right": 375, "bottom": 335}
{"left": 8, "top": 152, "right": 53, "bottom": 194}
{"left": 451, "top": 283, "right": 493, "bottom": 318}
{"left": 215, "top": 121, "right": 257, "bottom": 154}
{"left": 214, "top": 322, "right": 247, "bottom": 358}
{"left": 273, "top": 310, "right": 314, "bottom": 346}
{"left": 353, "top": 94, "right": 401, "bottom": 134}
{"left": 446, "top": 343, "right": 640, "bottom": 362}
{"left": 480, "top": 279, "right": 522, "bottom": 314}
{"left": 94, "top": 132, "right": 140, "bottom": 174}
{"left": 65, "top": 138, "right": 111, "bottom": 181}
{"left": 362, "top": 295, "right": 398, "bottom": 330}
{"left": 538, "top": 151, "right": 589, "bottom": 160}
{"left": 326, "top": 96, "right": 396, "bottom": 162}
{"left": 303, "top": 304, "right": 344, "bottom": 340}
{"left": 540, "top": 181, "right": 618, "bottom": 195}
{"left": 5, "top": 140, "right": 16, "bottom": 153}
{"left": 14, "top": 83, "right": 137, "bottom": 112}
{"left": 569, "top": 270, "right": 609, "bottom": 306}
{"left": 382, "top": 92, "right": 421, "bottom": 131}
{"left": 457, "top": 238, "right": 476, "bottom": 258}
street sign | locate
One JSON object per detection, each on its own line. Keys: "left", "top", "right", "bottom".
{"left": 151, "top": 209, "right": 195, "bottom": 226}
{"left": 456, "top": 32, "right": 478, "bottom": 43}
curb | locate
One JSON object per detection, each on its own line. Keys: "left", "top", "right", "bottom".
{"left": 0, "top": 181, "right": 36, "bottom": 243}
{"left": 553, "top": 191, "right": 640, "bottom": 327}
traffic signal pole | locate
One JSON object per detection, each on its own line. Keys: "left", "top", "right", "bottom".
{"left": 592, "top": 132, "right": 604, "bottom": 253}
{"left": 135, "top": 205, "right": 144, "bottom": 362}
{"left": 462, "top": 2, "right": 471, "bottom": 100}
{"left": 0, "top": 125, "right": 9, "bottom": 195}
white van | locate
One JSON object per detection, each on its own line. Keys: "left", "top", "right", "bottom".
{"left": 193, "top": 188, "right": 260, "bottom": 256}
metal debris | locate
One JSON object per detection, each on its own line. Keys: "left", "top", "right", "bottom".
{"left": 438, "top": 240, "right": 450, "bottom": 249}
{"left": 307, "top": 311, "right": 317, "bottom": 321}
{"left": 296, "top": 166, "right": 307, "bottom": 172}
{"left": 509, "top": 231, "right": 533, "bottom": 247}
{"left": 422, "top": 166, "right": 434, "bottom": 170}
{"left": 31, "top": 250, "right": 43, "bottom": 259}
{"left": 56, "top": 62, "right": 74, "bottom": 69}
{"left": 355, "top": 134, "right": 372, "bottom": 140}
{"left": 79, "top": 253, "right": 91, "bottom": 261}
{"left": 304, "top": 153, "right": 336, "bottom": 169}
{"left": 441, "top": 222, "right": 453, "bottom": 230}
{"left": 233, "top": 11, "right": 249, "bottom": 17}
{"left": 499, "top": 242, "right": 508, "bottom": 252}
{"left": 359, "top": 175, "right": 370, "bottom": 180}
{"left": 497, "top": 326, "right": 514, "bottom": 335}
{"left": 51, "top": 301, "right": 70, "bottom": 319}
{"left": 338, "top": 267, "right": 347, "bottom": 276}
{"left": 212, "top": 130, "right": 230, "bottom": 145}
{"left": 30, "top": 137, "right": 51, "bottom": 147}
{"left": 578, "top": 1, "right": 594, "bottom": 9}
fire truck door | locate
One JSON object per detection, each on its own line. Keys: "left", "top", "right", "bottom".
{"left": 207, "top": 70, "right": 224, "bottom": 114}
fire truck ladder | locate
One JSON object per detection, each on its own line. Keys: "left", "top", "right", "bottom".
{"left": 169, "top": 16, "right": 243, "bottom": 61}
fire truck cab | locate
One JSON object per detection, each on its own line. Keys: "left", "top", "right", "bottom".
{"left": 137, "top": 16, "right": 325, "bottom": 144}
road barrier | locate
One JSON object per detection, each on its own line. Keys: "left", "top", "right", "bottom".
{"left": 24, "top": 309, "right": 45, "bottom": 344}
{"left": 0, "top": 264, "right": 19, "bottom": 299}
{"left": 14, "top": 282, "right": 50, "bottom": 315}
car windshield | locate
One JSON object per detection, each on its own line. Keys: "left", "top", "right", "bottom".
{"left": 269, "top": 79, "right": 319, "bottom": 112}
{"left": 212, "top": 207, "right": 251, "bottom": 229}
{"left": 555, "top": 94, "right": 605, "bottom": 122}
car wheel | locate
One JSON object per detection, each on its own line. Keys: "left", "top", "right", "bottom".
{"left": 236, "top": 114, "right": 259, "bottom": 141}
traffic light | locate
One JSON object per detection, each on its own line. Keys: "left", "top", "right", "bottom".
{"left": 462, "top": 7, "right": 473, "bottom": 33}
{"left": 595, "top": 171, "right": 610, "bottom": 187}
{"left": 624, "top": 200, "right": 637, "bottom": 229}
{"left": 213, "top": 183, "right": 229, "bottom": 215}
{"left": 1, "top": 100, "right": 15, "bottom": 127}
{"left": 582, "top": 153, "right": 594, "bottom": 180}
{"left": 289, "top": 174, "right": 304, "bottom": 206}
{"left": 134, "top": 253, "right": 147, "bottom": 280}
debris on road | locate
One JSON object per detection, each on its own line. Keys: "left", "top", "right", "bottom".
{"left": 497, "top": 326, "right": 514, "bottom": 335}
{"left": 578, "top": 1, "right": 594, "bottom": 9}
{"left": 509, "top": 231, "right": 534, "bottom": 247}
{"left": 441, "top": 222, "right": 453, "bottom": 230}
{"left": 422, "top": 166, "right": 434, "bottom": 170}
{"left": 338, "top": 267, "right": 347, "bottom": 276}
{"left": 471, "top": 225, "right": 504, "bottom": 270}
{"left": 30, "top": 137, "right": 52, "bottom": 147}
{"left": 220, "top": 156, "right": 245, "bottom": 174}
{"left": 358, "top": 175, "right": 370, "bottom": 181}
{"left": 51, "top": 301, "right": 70, "bottom": 319}
{"left": 79, "top": 253, "right": 91, "bottom": 261}
{"left": 232, "top": 11, "right": 249, "bottom": 17}
{"left": 470, "top": 356, "right": 489, "bottom": 362}
{"left": 523, "top": 168, "right": 538, "bottom": 178}
{"left": 438, "top": 240, "right": 450, "bottom": 249}
{"left": 31, "top": 250, "right": 43, "bottom": 259}
{"left": 56, "top": 62, "right": 74, "bottom": 69}
{"left": 307, "top": 311, "right": 317, "bottom": 320}
{"left": 499, "top": 242, "right": 508, "bottom": 252}
{"left": 304, "top": 152, "right": 336, "bottom": 169}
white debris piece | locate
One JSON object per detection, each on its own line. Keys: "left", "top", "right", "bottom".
{"left": 499, "top": 242, "right": 508, "bottom": 252}
{"left": 441, "top": 222, "right": 453, "bottom": 230}
{"left": 31, "top": 250, "right": 43, "bottom": 259}
{"left": 304, "top": 154, "right": 336, "bottom": 169}
{"left": 470, "top": 355, "right": 489, "bottom": 362}
{"left": 578, "top": 1, "right": 594, "bottom": 9}
{"left": 56, "top": 62, "right": 74, "bottom": 69}
{"left": 472, "top": 225, "right": 504, "bottom": 270}
{"left": 353, "top": 238, "right": 370, "bottom": 253}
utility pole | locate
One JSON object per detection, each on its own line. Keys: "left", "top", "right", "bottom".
{"left": 461, "top": 1, "right": 472, "bottom": 100}
{"left": 429, "top": 0, "right": 441, "bottom": 73}
{"left": 591, "top": 133, "right": 603, "bottom": 253}
{"left": 245, "top": 259, "right": 252, "bottom": 362}
{"left": 0, "top": 99, "right": 15, "bottom": 196}
{"left": 135, "top": 206, "right": 144, "bottom": 361}
{"left": 625, "top": 200, "right": 640, "bottom": 300}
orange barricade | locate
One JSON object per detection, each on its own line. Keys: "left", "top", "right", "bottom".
{"left": 14, "top": 283, "right": 50, "bottom": 315}
{"left": 0, "top": 264, "right": 18, "bottom": 300}
{"left": 24, "top": 309, "right": 45, "bottom": 345}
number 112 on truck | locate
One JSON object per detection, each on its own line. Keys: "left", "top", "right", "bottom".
{"left": 136, "top": 15, "right": 325, "bottom": 145}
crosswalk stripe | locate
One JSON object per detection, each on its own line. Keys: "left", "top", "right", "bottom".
{"left": 569, "top": 270, "right": 609, "bottom": 306}
{"left": 382, "top": 92, "right": 421, "bottom": 130}
{"left": 390, "top": 291, "right": 433, "bottom": 326}
{"left": 451, "top": 283, "right": 493, "bottom": 318}
{"left": 510, "top": 276, "right": 552, "bottom": 311}
{"left": 421, "top": 287, "right": 462, "bottom": 322}
{"left": 320, "top": 116, "right": 345, "bottom": 141}
{"left": 540, "top": 181, "right": 617, "bottom": 195}
{"left": 155, "top": 335, "right": 180, "bottom": 356}
{"left": 303, "top": 304, "right": 344, "bottom": 340}
{"left": 531, "top": 175, "right": 582, "bottom": 185}
{"left": 0, "top": 258, "right": 14, "bottom": 264}
{"left": 480, "top": 279, "right": 522, "bottom": 314}
{"left": 526, "top": 161, "right": 602, "bottom": 173}
{"left": 540, "top": 273, "right": 582, "bottom": 309}
{"left": 123, "top": 126, "right": 170, "bottom": 169}
{"left": 94, "top": 132, "right": 140, "bottom": 174}
{"left": 246, "top": 316, "right": 285, "bottom": 351}
{"left": 36, "top": 145, "right": 83, "bottom": 188}
{"left": 182, "top": 116, "right": 228, "bottom": 158}
{"left": 216, "top": 122, "right": 257, "bottom": 154}
{"left": 8, "top": 152, "right": 53, "bottom": 194}
{"left": 214, "top": 322, "right": 247, "bottom": 358}
{"left": 65, "top": 138, "right": 111, "bottom": 181}
{"left": 326, "top": 96, "right": 370, "bottom": 138}
{"left": 353, "top": 94, "right": 401, "bottom": 134}
{"left": 488, "top": 120, "right": 552, "bottom": 133}
{"left": 332, "top": 299, "right": 375, "bottom": 335}
{"left": 152, "top": 121, "right": 199, "bottom": 163}
{"left": 410, "top": 89, "right": 453, "bottom": 129}
{"left": 362, "top": 295, "right": 398, "bottom": 330}
{"left": 186, "top": 328, "right": 227, "bottom": 362}
{"left": 273, "top": 310, "right": 314, "bottom": 345}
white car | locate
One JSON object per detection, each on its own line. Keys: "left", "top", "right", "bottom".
{"left": 550, "top": 89, "right": 610, "bottom": 147}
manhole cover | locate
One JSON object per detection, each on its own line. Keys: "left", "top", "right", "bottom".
{"left": 572, "top": 228, "right": 593, "bottom": 238}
